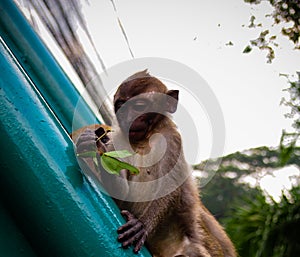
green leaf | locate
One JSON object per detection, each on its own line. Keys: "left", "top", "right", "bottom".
{"left": 101, "top": 155, "right": 139, "bottom": 175}
{"left": 77, "top": 151, "right": 97, "bottom": 158}
{"left": 100, "top": 155, "right": 120, "bottom": 175}
{"left": 77, "top": 150, "right": 139, "bottom": 175}
{"left": 104, "top": 150, "right": 134, "bottom": 159}
{"left": 243, "top": 45, "right": 252, "bottom": 53}
{"left": 117, "top": 161, "right": 140, "bottom": 175}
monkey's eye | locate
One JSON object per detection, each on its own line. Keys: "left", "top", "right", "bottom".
{"left": 115, "top": 100, "right": 125, "bottom": 112}
{"left": 132, "top": 100, "right": 148, "bottom": 112}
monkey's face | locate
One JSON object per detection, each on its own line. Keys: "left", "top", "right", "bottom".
{"left": 113, "top": 75, "right": 179, "bottom": 144}
{"left": 114, "top": 94, "right": 162, "bottom": 143}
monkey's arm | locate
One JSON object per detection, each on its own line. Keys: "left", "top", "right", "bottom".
{"left": 117, "top": 132, "right": 183, "bottom": 253}
{"left": 117, "top": 178, "right": 181, "bottom": 253}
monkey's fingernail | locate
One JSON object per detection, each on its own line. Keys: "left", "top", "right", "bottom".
{"left": 117, "top": 234, "right": 124, "bottom": 241}
{"left": 133, "top": 248, "right": 140, "bottom": 254}
{"left": 121, "top": 242, "right": 130, "bottom": 249}
{"left": 121, "top": 244, "right": 128, "bottom": 249}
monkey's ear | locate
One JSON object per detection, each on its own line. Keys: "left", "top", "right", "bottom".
{"left": 166, "top": 90, "right": 179, "bottom": 113}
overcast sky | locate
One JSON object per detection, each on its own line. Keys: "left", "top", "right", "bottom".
{"left": 18, "top": 0, "right": 300, "bottom": 199}
{"left": 78, "top": 0, "right": 299, "bottom": 163}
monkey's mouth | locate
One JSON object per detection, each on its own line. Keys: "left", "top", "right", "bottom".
{"left": 129, "top": 129, "right": 146, "bottom": 140}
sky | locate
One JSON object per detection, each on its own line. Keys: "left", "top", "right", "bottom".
{"left": 18, "top": 0, "right": 300, "bottom": 200}
{"left": 79, "top": 0, "right": 300, "bottom": 199}
{"left": 80, "top": 0, "right": 299, "bottom": 162}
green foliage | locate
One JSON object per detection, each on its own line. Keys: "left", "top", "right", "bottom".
{"left": 100, "top": 152, "right": 139, "bottom": 175}
{"left": 77, "top": 150, "right": 139, "bottom": 175}
{"left": 243, "top": 0, "right": 300, "bottom": 62}
{"left": 200, "top": 172, "right": 260, "bottom": 220}
{"left": 281, "top": 72, "right": 300, "bottom": 131}
{"left": 194, "top": 146, "right": 300, "bottom": 178}
{"left": 243, "top": 45, "right": 252, "bottom": 53}
{"left": 224, "top": 186, "right": 300, "bottom": 257}
{"left": 279, "top": 130, "right": 299, "bottom": 166}
{"left": 196, "top": 145, "right": 300, "bottom": 257}
{"left": 280, "top": 72, "right": 300, "bottom": 165}
{"left": 244, "top": 0, "right": 262, "bottom": 3}
{"left": 272, "top": 0, "right": 300, "bottom": 46}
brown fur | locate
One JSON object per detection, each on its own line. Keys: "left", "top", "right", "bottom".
{"left": 112, "top": 118, "right": 235, "bottom": 257}
{"left": 73, "top": 71, "right": 236, "bottom": 257}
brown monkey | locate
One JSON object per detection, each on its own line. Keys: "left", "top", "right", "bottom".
{"left": 74, "top": 71, "right": 236, "bottom": 257}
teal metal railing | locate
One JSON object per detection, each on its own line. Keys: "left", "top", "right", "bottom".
{"left": 0, "top": 0, "right": 95, "bottom": 133}
{"left": 0, "top": 1, "right": 150, "bottom": 256}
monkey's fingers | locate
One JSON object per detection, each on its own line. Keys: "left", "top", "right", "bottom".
{"left": 118, "top": 210, "right": 137, "bottom": 235}
{"left": 118, "top": 210, "right": 147, "bottom": 252}
{"left": 120, "top": 210, "right": 135, "bottom": 221}
{"left": 120, "top": 228, "right": 147, "bottom": 252}
{"left": 76, "top": 130, "right": 97, "bottom": 153}
{"left": 119, "top": 224, "right": 147, "bottom": 253}
{"left": 133, "top": 230, "right": 147, "bottom": 254}
{"left": 76, "top": 129, "right": 96, "bottom": 143}
{"left": 78, "top": 129, "right": 97, "bottom": 141}
{"left": 118, "top": 220, "right": 143, "bottom": 240}
{"left": 76, "top": 140, "right": 97, "bottom": 154}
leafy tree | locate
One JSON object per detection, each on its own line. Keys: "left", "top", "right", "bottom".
{"left": 224, "top": 186, "right": 300, "bottom": 257}
{"left": 196, "top": 145, "right": 300, "bottom": 257}
{"left": 280, "top": 72, "right": 300, "bottom": 165}
{"left": 196, "top": 146, "right": 300, "bottom": 220}
{"left": 242, "top": 0, "right": 300, "bottom": 62}
{"left": 200, "top": 172, "right": 260, "bottom": 220}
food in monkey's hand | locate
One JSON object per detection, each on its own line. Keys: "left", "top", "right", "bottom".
{"left": 74, "top": 125, "right": 139, "bottom": 176}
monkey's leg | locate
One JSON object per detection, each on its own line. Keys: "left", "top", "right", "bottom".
{"left": 181, "top": 241, "right": 212, "bottom": 257}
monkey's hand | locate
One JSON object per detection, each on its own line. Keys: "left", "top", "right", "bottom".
{"left": 75, "top": 126, "right": 110, "bottom": 154}
{"left": 75, "top": 128, "right": 98, "bottom": 154}
{"left": 118, "top": 210, "right": 148, "bottom": 254}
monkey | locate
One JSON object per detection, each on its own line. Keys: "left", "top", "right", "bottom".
{"left": 73, "top": 70, "right": 236, "bottom": 257}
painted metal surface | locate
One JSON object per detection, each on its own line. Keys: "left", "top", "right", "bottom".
{"left": 0, "top": 1, "right": 151, "bottom": 256}
{"left": 0, "top": 33, "right": 150, "bottom": 257}
{"left": 0, "top": 201, "right": 37, "bottom": 257}
{"left": 0, "top": 0, "right": 96, "bottom": 133}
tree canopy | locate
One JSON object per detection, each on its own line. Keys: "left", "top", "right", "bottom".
{"left": 242, "top": 0, "right": 300, "bottom": 62}
{"left": 196, "top": 145, "right": 300, "bottom": 257}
